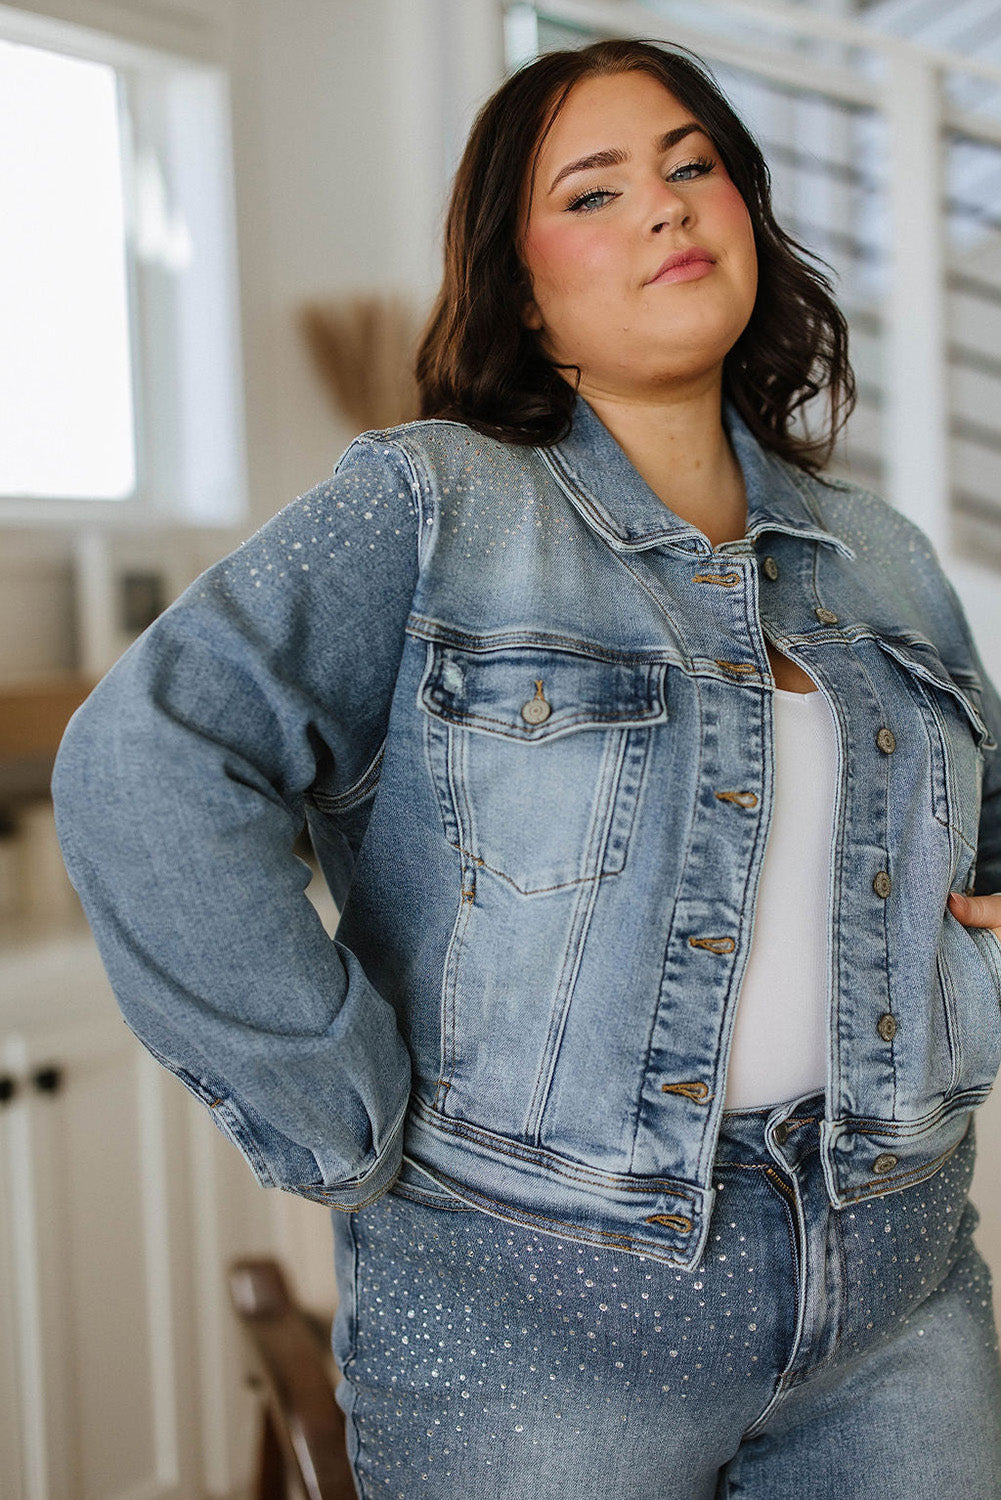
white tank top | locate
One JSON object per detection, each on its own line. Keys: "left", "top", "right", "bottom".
{"left": 722, "top": 687, "right": 839, "bottom": 1110}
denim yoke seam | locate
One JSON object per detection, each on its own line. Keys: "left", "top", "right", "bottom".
{"left": 407, "top": 614, "right": 689, "bottom": 665}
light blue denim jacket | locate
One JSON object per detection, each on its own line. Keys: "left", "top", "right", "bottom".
{"left": 53, "top": 397, "right": 1001, "bottom": 1270}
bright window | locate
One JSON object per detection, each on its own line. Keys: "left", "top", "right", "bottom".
{"left": 0, "top": 15, "right": 246, "bottom": 523}
{"left": 0, "top": 41, "right": 135, "bottom": 499}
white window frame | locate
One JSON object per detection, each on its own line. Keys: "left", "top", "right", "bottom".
{"left": 0, "top": 2, "right": 247, "bottom": 528}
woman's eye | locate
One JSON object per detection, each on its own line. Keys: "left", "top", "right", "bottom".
{"left": 669, "top": 155, "right": 716, "bottom": 182}
{"left": 565, "top": 156, "right": 715, "bottom": 212}
{"left": 566, "top": 187, "right": 616, "bottom": 214}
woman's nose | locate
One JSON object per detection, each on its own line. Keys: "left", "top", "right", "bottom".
{"left": 648, "top": 181, "right": 692, "bottom": 234}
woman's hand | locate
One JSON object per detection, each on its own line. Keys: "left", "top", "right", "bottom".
{"left": 947, "top": 890, "right": 1001, "bottom": 945}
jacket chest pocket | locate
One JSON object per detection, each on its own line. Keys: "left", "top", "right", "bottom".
{"left": 875, "top": 635, "right": 993, "bottom": 858}
{"left": 417, "top": 640, "right": 667, "bottom": 895}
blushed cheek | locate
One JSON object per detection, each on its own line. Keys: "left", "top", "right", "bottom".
{"left": 523, "top": 222, "right": 604, "bottom": 298}
{"left": 720, "top": 187, "right": 756, "bottom": 250}
{"left": 717, "top": 188, "right": 757, "bottom": 296}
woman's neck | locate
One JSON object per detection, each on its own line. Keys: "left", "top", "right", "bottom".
{"left": 580, "top": 382, "right": 748, "bottom": 549}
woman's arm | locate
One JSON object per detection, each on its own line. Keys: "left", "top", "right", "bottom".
{"left": 52, "top": 436, "right": 424, "bottom": 1205}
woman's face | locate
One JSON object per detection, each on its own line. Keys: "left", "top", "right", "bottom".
{"left": 520, "top": 70, "right": 758, "bottom": 401}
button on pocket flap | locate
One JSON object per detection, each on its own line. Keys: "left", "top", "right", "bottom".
{"left": 874, "top": 635, "right": 993, "bottom": 750}
{"left": 419, "top": 642, "right": 668, "bottom": 742}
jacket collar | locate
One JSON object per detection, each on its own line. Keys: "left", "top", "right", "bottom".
{"left": 539, "top": 393, "right": 854, "bottom": 559}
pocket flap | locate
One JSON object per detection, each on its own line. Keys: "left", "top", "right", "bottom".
{"left": 419, "top": 642, "right": 668, "bottom": 743}
{"left": 874, "top": 635, "right": 994, "bottom": 750}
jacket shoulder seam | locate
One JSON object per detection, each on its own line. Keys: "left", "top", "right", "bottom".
{"left": 352, "top": 430, "right": 438, "bottom": 572}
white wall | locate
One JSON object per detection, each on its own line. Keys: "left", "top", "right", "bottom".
{"left": 0, "top": 0, "right": 505, "bottom": 679}
{"left": 231, "top": 0, "right": 504, "bottom": 517}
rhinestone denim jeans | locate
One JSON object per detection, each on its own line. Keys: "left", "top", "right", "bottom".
{"left": 332, "top": 1094, "right": 1001, "bottom": 1498}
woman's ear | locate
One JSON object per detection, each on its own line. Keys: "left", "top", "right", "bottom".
{"left": 522, "top": 299, "right": 543, "bottom": 331}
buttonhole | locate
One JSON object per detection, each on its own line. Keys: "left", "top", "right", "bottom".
{"left": 688, "top": 936, "right": 736, "bottom": 955}
{"left": 714, "top": 790, "right": 758, "bottom": 809}
{"left": 661, "top": 1080, "right": 712, "bottom": 1103}
{"left": 715, "top": 660, "right": 757, "bottom": 676}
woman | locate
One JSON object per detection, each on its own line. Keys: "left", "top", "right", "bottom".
{"left": 55, "top": 38, "right": 1001, "bottom": 1497}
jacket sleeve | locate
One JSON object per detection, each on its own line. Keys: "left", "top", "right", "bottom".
{"left": 937, "top": 568, "right": 1001, "bottom": 901}
{"left": 972, "top": 654, "right": 1001, "bottom": 902}
{"left": 52, "top": 435, "right": 424, "bottom": 1207}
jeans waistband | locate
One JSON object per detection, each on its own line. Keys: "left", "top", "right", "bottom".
{"left": 714, "top": 1091, "right": 825, "bottom": 1168}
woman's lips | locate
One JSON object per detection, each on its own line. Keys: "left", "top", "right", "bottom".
{"left": 647, "top": 251, "right": 716, "bottom": 285}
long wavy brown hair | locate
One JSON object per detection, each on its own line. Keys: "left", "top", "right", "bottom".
{"left": 416, "top": 39, "right": 855, "bottom": 474}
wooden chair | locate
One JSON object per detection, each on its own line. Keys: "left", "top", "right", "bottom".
{"left": 229, "top": 1257, "right": 356, "bottom": 1500}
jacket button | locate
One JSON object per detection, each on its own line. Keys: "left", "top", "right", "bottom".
{"left": 873, "top": 1152, "right": 898, "bottom": 1175}
{"left": 876, "top": 1013, "right": 898, "bottom": 1042}
{"left": 873, "top": 870, "right": 892, "bottom": 899}
{"left": 762, "top": 555, "right": 779, "bottom": 581}
{"left": 814, "top": 606, "right": 839, "bottom": 625}
{"left": 521, "top": 681, "right": 551, "bottom": 724}
{"left": 876, "top": 727, "right": 896, "bottom": 754}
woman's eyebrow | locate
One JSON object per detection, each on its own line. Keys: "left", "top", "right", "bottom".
{"left": 547, "top": 122, "right": 707, "bottom": 194}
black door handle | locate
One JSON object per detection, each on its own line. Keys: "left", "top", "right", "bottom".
{"left": 33, "top": 1065, "right": 63, "bottom": 1096}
